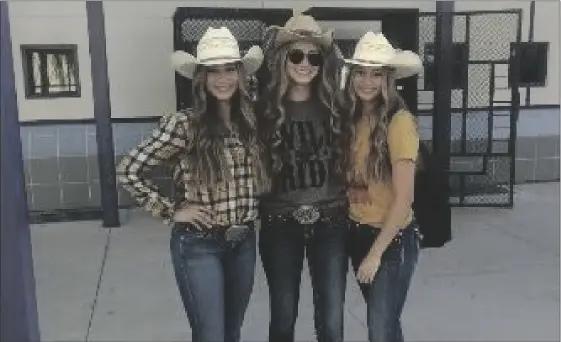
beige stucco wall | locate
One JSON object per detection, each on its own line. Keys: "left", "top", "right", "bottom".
{"left": 8, "top": 1, "right": 94, "bottom": 121}
{"left": 529, "top": 1, "right": 559, "bottom": 105}
{"left": 102, "top": 1, "right": 260, "bottom": 119}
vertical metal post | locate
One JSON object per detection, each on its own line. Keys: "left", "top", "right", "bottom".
{"left": 86, "top": 1, "right": 120, "bottom": 227}
{"left": 433, "top": 2, "right": 454, "bottom": 174}
{"left": 528, "top": 1, "right": 535, "bottom": 42}
{"left": 0, "top": 2, "right": 41, "bottom": 341}
{"left": 509, "top": 13, "right": 523, "bottom": 207}
{"left": 525, "top": 1, "right": 535, "bottom": 106}
{"left": 433, "top": 1, "right": 454, "bottom": 219}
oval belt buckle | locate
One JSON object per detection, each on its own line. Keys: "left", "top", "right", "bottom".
{"left": 292, "top": 205, "right": 321, "bottom": 225}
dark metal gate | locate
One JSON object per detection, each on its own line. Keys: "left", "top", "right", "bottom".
{"left": 173, "top": 7, "right": 522, "bottom": 208}
{"left": 418, "top": 10, "right": 522, "bottom": 207}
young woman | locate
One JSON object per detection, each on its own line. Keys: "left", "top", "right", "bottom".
{"left": 340, "top": 32, "right": 424, "bottom": 342}
{"left": 116, "top": 27, "right": 269, "bottom": 342}
{"left": 258, "top": 15, "right": 347, "bottom": 342}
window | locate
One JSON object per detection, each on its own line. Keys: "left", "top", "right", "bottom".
{"left": 424, "top": 42, "right": 468, "bottom": 91}
{"left": 509, "top": 42, "right": 549, "bottom": 87}
{"left": 21, "top": 44, "right": 80, "bottom": 99}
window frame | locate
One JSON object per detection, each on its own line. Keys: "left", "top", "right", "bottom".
{"left": 20, "top": 44, "right": 81, "bottom": 99}
{"left": 509, "top": 41, "right": 549, "bottom": 88}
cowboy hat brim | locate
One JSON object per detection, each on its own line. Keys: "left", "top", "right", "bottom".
{"left": 172, "top": 45, "right": 264, "bottom": 79}
{"left": 344, "top": 50, "right": 423, "bottom": 79}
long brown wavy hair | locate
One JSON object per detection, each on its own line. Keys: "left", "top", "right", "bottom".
{"left": 260, "top": 41, "right": 343, "bottom": 174}
{"left": 185, "top": 63, "right": 270, "bottom": 194}
{"left": 341, "top": 66, "right": 408, "bottom": 186}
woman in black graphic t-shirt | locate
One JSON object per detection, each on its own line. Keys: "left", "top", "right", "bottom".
{"left": 258, "top": 14, "right": 348, "bottom": 342}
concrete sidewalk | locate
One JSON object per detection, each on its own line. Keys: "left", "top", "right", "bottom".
{"left": 31, "top": 183, "right": 560, "bottom": 341}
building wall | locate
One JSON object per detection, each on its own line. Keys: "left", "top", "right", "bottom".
{"left": 10, "top": 0, "right": 559, "bottom": 122}
{"left": 8, "top": 1, "right": 98, "bottom": 217}
{"left": 529, "top": 1, "right": 560, "bottom": 105}
{"left": 9, "top": 1, "right": 94, "bottom": 121}
{"left": 7, "top": 1, "right": 559, "bottom": 217}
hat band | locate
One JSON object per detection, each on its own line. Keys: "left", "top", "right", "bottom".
{"left": 292, "top": 29, "right": 322, "bottom": 36}
{"left": 199, "top": 55, "right": 241, "bottom": 63}
{"left": 351, "top": 58, "right": 388, "bottom": 65}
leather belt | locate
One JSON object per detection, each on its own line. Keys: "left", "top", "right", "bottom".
{"left": 174, "top": 221, "right": 255, "bottom": 242}
{"left": 263, "top": 203, "right": 347, "bottom": 225}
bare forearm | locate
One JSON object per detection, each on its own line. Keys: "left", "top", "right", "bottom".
{"left": 368, "top": 198, "right": 412, "bottom": 258}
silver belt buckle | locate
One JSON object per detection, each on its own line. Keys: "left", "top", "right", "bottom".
{"left": 292, "top": 205, "right": 321, "bottom": 225}
{"left": 225, "top": 224, "right": 250, "bottom": 242}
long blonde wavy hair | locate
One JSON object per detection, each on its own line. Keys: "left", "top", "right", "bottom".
{"left": 341, "top": 66, "right": 408, "bottom": 186}
{"left": 186, "top": 63, "right": 270, "bottom": 194}
{"left": 260, "top": 42, "right": 343, "bottom": 174}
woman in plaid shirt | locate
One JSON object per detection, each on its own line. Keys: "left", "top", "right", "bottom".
{"left": 116, "top": 27, "right": 269, "bottom": 342}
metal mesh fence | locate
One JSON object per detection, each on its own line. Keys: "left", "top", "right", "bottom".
{"left": 419, "top": 11, "right": 520, "bottom": 206}
{"left": 468, "top": 13, "right": 519, "bottom": 61}
{"left": 180, "top": 19, "right": 266, "bottom": 42}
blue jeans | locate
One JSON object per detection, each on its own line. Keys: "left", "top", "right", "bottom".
{"left": 259, "top": 216, "right": 349, "bottom": 342}
{"left": 348, "top": 220, "right": 421, "bottom": 342}
{"left": 169, "top": 223, "right": 257, "bottom": 342}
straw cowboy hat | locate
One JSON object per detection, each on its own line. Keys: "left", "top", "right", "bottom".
{"left": 171, "top": 26, "right": 264, "bottom": 79}
{"left": 266, "top": 14, "right": 334, "bottom": 51}
{"left": 342, "top": 31, "right": 422, "bottom": 84}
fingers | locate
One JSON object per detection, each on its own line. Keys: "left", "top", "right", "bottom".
{"left": 177, "top": 203, "right": 214, "bottom": 216}
{"left": 194, "top": 205, "right": 214, "bottom": 216}
{"left": 357, "top": 271, "right": 367, "bottom": 284}
{"left": 175, "top": 205, "right": 215, "bottom": 230}
{"left": 357, "top": 266, "right": 376, "bottom": 284}
{"left": 357, "top": 273, "right": 372, "bottom": 284}
{"left": 192, "top": 215, "right": 213, "bottom": 230}
{"left": 191, "top": 207, "right": 215, "bottom": 229}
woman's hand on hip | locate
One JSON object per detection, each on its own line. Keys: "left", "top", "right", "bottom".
{"left": 173, "top": 205, "right": 215, "bottom": 230}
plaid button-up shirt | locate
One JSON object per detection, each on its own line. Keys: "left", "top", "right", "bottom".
{"left": 116, "top": 111, "right": 258, "bottom": 226}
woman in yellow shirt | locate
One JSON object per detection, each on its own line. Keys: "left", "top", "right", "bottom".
{"left": 340, "top": 32, "right": 423, "bottom": 342}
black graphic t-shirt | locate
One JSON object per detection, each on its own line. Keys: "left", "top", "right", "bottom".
{"left": 262, "top": 99, "right": 346, "bottom": 213}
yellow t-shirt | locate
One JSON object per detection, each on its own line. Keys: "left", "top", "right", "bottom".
{"left": 348, "top": 110, "right": 419, "bottom": 229}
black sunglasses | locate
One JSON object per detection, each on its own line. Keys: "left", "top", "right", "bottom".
{"left": 287, "top": 49, "right": 323, "bottom": 67}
